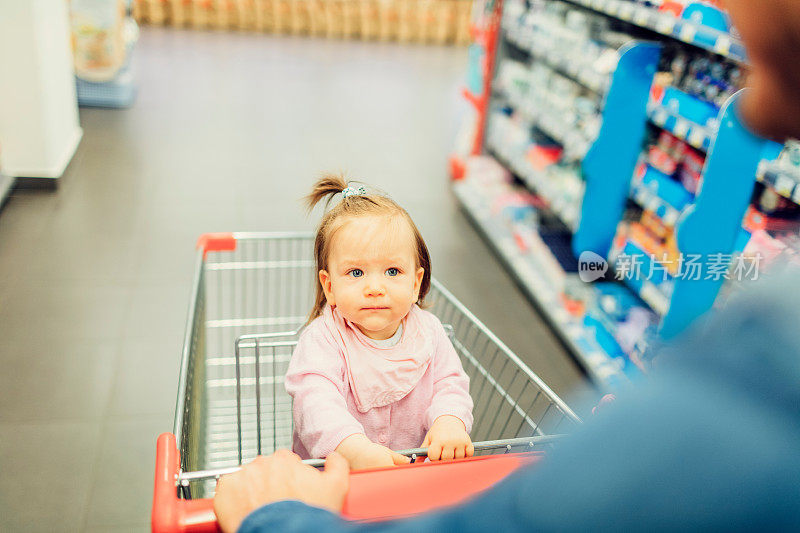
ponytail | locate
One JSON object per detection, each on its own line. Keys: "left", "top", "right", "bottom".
{"left": 304, "top": 174, "right": 432, "bottom": 324}
{"left": 304, "top": 173, "right": 349, "bottom": 213}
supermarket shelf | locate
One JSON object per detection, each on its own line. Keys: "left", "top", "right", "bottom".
{"left": 611, "top": 240, "right": 672, "bottom": 316}
{"left": 756, "top": 160, "right": 800, "bottom": 205}
{"left": 501, "top": 90, "right": 593, "bottom": 161}
{"left": 629, "top": 179, "right": 683, "bottom": 227}
{"left": 562, "top": 0, "right": 747, "bottom": 63}
{"left": 453, "top": 180, "right": 626, "bottom": 390}
{"left": 648, "top": 102, "right": 713, "bottom": 151}
{"left": 503, "top": 23, "right": 610, "bottom": 94}
{"left": 487, "top": 140, "right": 580, "bottom": 232}
{"left": 638, "top": 279, "right": 671, "bottom": 316}
{"left": 0, "top": 173, "right": 14, "bottom": 209}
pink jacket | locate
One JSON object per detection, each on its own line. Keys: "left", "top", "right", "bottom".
{"left": 285, "top": 306, "right": 474, "bottom": 459}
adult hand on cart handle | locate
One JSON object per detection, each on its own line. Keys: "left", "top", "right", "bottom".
{"left": 422, "top": 415, "right": 474, "bottom": 461}
{"left": 213, "top": 449, "right": 349, "bottom": 533}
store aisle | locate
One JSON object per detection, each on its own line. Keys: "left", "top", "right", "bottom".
{"left": 0, "top": 27, "right": 589, "bottom": 531}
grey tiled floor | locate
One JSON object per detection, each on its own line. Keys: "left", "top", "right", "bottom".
{"left": 0, "top": 27, "right": 591, "bottom": 531}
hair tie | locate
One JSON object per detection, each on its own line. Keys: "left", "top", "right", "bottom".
{"left": 341, "top": 185, "right": 366, "bottom": 199}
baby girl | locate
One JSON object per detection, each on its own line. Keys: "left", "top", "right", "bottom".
{"left": 285, "top": 176, "right": 474, "bottom": 470}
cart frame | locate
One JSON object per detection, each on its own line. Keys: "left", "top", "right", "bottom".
{"left": 154, "top": 232, "right": 581, "bottom": 532}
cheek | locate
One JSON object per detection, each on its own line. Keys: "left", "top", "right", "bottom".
{"left": 390, "top": 278, "right": 417, "bottom": 299}
{"left": 333, "top": 280, "right": 360, "bottom": 300}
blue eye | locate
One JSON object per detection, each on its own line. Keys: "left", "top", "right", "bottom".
{"left": 386, "top": 268, "right": 399, "bottom": 276}
{"left": 349, "top": 269, "right": 363, "bottom": 278}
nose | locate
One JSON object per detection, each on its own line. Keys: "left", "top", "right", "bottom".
{"left": 364, "top": 277, "right": 385, "bottom": 297}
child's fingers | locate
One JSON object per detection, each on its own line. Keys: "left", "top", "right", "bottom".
{"left": 454, "top": 445, "right": 466, "bottom": 460}
{"left": 441, "top": 446, "right": 455, "bottom": 461}
{"left": 323, "top": 451, "right": 351, "bottom": 486}
{"left": 466, "top": 442, "right": 475, "bottom": 457}
{"left": 427, "top": 443, "right": 443, "bottom": 461}
{"left": 421, "top": 432, "right": 431, "bottom": 448}
{"left": 391, "top": 451, "right": 411, "bottom": 465}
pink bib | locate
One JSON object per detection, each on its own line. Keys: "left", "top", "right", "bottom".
{"left": 322, "top": 304, "right": 435, "bottom": 412}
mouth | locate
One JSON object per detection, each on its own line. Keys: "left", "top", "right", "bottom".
{"left": 362, "top": 307, "right": 389, "bottom": 311}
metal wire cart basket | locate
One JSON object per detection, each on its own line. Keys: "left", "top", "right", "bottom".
{"left": 153, "top": 233, "right": 581, "bottom": 531}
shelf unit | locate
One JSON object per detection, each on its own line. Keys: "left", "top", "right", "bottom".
{"left": 496, "top": 89, "right": 593, "bottom": 163}
{"left": 454, "top": 178, "right": 630, "bottom": 389}
{"left": 486, "top": 138, "right": 581, "bottom": 232}
{"left": 561, "top": 0, "right": 746, "bottom": 63}
{"left": 756, "top": 160, "right": 800, "bottom": 205}
{"left": 503, "top": 22, "right": 610, "bottom": 94}
{"left": 630, "top": 177, "right": 683, "bottom": 228}
{"left": 647, "top": 102, "right": 713, "bottom": 152}
{"left": 452, "top": 0, "right": 780, "bottom": 387}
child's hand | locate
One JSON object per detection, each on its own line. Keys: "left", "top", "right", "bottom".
{"left": 422, "top": 415, "right": 474, "bottom": 461}
{"left": 335, "top": 433, "right": 410, "bottom": 471}
{"left": 351, "top": 442, "right": 410, "bottom": 471}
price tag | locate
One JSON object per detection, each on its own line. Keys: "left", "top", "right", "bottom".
{"left": 664, "top": 209, "right": 678, "bottom": 227}
{"left": 649, "top": 197, "right": 661, "bottom": 213}
{"left": 634, "top": 8, "right": 650, "bottom": 26}
{"left": 656, "top": 15, "right": 676, "bottom": 34}
{"left": 674, "top": 119, "right": 690, "bottom": 139}
{"left": 679, "top": 24, "right": 697, "bottom": 43}
{"left": 715, "top": 35, "right": 732, "bottom": 56}
{"left": 774, "top": 174, "right": 795, "bottom": 197}
{"left": 569, "top": 63, "right": 579, "bottom": 76}
{"left": 641, "top": 284, "right": 669, "bottom": 315}
{"left": 653, "top": 108, "right": 668, "bottom": 126}
{"left": 688, "top": 129, "right": 706, "bottom": 149}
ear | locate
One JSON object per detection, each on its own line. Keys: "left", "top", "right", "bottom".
{"left": 412, "top": 267, "right": 424, "bottom": 302}
{"left": 319, "top": 270, "right": 335, "bottom": 306}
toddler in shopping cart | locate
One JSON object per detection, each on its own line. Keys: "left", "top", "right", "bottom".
{"left": 285, "top": 175, "right": 474, "bottom": 470}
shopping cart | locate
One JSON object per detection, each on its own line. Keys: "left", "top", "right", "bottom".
{"left": 153, "top": 233, "right": 581, "bottom": 532}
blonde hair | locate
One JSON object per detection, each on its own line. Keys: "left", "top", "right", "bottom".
{"left": 305, "top": 174, "right": 432, "bottom": 323}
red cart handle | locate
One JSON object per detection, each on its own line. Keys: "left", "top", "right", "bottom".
{"left": 153, "top": 433, "right": 219, "bottom": 532}
{"left": 153, "top": 433, "right": 541, "bottom": 532}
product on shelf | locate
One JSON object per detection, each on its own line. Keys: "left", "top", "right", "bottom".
{"left": 503, "top": 0, "right": 624, "bottom": 94}
{"left": 132, "top": 0, "right": 472, "bottom": 44}
{"left": 71, "top": 0, "right": 129, "bottom": 82}
{"left": 641, "top": 130, "right": 705, "bottom": 198}
{"left": 495, "top": 57, "right": 601, "bottom": 161}
{"left": 71, "top": 0, "right": 138, "bottom": 107}
{"left": 651, "top": 47, "right": 743, "bottom": 133}
{"left": 455, "top": 155, "right": 638, "bottom": 387}
{"left": 585, "top": 282, "right": 660, "bottom": 372}
{"left": 487, "top": 108, "right": 585, "bottom": 230}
